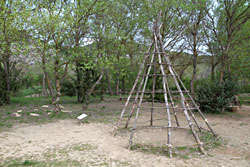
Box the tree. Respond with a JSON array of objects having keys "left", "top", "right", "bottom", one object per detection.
[
  {"left": 69, "top": 0, "right": 101, "bottom": 103},
  {"left": 184, "top": 1, "right": 206, "bottom": 98},
  {"left": 0, "top": 0, "right": 31, "bottom": 104},
  {"left": 205, "top": 0, "right": 250, "bottom": 82}
]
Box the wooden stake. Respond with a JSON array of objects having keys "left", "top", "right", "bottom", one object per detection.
[
  {"left": 112, "top": 47, "right": 152, "bottom": 136},
  {"left": 154, "top": 32, "right": 173, "bottom": 158},
  {"left": 155, "top": 24, "right": 206, "bottom": 154},
  {"left": 165, "top": 74, "right": 180, "bottom": 127},
  {"left": 125, "top": 60, "right": 148, "bottom": 128},
  {"left": 150, "top": 53, "right": 157, "bottom": 126},
  {"left": 171, "top": 66, "right": 216, "bottom": 136},
  {"left": 128, "top": 53, "right": 155, "bottom": 150},
  {"left": 185, "top": 101, "right": 202, "bottom": 132},
  {"left": 165, "top": 57, "right": 206, "bottom": 154}
]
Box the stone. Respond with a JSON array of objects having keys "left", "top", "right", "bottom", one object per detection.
[
  {"left": 12, "top": 113, "right": 21, "bottom": 117},
  {"left": 41, "top": 105, "right": 49, "bottom": 108},
  {"left": 17, "top": 110, "right": 23, "bottom": 113},
  {"left": 61, "top": 110, "right": 72, "bottom": 113},
  {"left": 30, "top": 113, "right": 40, "bottom": 117},
  {"left": 59, "top": 105, "right": 64, "bottom": 109}
]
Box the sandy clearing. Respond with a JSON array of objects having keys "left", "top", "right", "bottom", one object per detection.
[{"left": 0, "top": 106, "right": 250, "bottom": 166}]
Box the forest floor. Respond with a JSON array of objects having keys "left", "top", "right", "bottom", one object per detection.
[{"left": 0, "top": 96, "right": 250, "bottom": 167}]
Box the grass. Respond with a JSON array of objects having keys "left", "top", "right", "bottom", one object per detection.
[
  {"left": 5, "top": 159, "right": 41, "bottom": 167},
  {"left": 1, "top": 142, "right": 132, "bottom": 167},
  {"left": 130, "top": 143, "right": 170, "bottom": 156},
  {"left": 130, "top": 143, "right": 193, "bottom": 159},
  {"left": 3, "top": 158, "right": 83, "bottom": 167},
  {"left": 200, "top": 132, "right": 223, "bottom": 152},
  {"left": 130, "top": 131, "right": 222, "bottom": 159},
  {"left": 238, "top": 95, "right": 250, "bottom": 105},
  {"left": 0, "top": 95, "right": 122, "bottom": 132},
  {"left": 239, "top": 122, "right": 248, "bottom": 126},
  {"left": 71, "top": 143, "right": 97, "bottom": 151},
  {"left": 2, "top": 143, "right": 93, "bottom": 167},
  {"left": 14, "top": 86, "right": 42, "bottom": 97}
]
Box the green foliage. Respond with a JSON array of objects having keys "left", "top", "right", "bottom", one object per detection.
[
  {"left": 0, "top": 63, "right": 5, "bottom": 105},
  {"left": 15, "top": 86, "right": 42, "bottom": 97},
  {"left": 0, "top": 62, "right": 27, "bottom": 104},
  {"left": 130, "top": 143, "right": 170, "bottom": 156},
  {"left": 239, "top": 84, "right": 250, "bottom": 94},
  {"left": 61, "top": 77, "right": 76, "bottom": 97},
  {"left": 196, "top": 78, "right": 239, "bottom": 113},
  {"left": 200, "top": 132, "right": 222, "bottom": 150}
]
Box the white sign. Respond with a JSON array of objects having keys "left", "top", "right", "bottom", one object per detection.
[{"left": 77, "top": 113, "right": 87, "bottom": 120}]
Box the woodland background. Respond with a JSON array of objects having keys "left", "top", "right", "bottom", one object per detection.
[{"left": 0, "top": 0, "right": 250, "bottom": 112}]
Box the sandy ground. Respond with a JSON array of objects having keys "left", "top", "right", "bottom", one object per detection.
[{"left": 0, "top": 104, "right": 250, "bottom": 167}]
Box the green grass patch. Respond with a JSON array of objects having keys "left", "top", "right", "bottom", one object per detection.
[
  {"left": 4, "top": 159, "right": 41, "bottom": 167},
  {"left": 71, "top": 143, "right": 97, "bottom": 151},
  {"left": 0, "top": 96, "right": 123, "bottom": 132},
  {"left": 130, "top": 143, "right": 170, "bottom": 156},
  {"left": 14, "top": 87, "right": 42, "bottom": 97},
  {"left": 238, "top": 96, "right": 250, "bottom": 105},
  {"left": 130, "top": 132, "right": 222, "bottom": 159},
  {"left": 1, "top": 142, "right": 132, "bottom": 167},
  {"left": 200, "top": 132, "right": 223, "bottom": 150},
  {"left": 3, "top": 158, "right": 82, "bottom": 167}
]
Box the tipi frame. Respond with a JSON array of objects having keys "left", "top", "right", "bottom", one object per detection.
[{"left": 113, "top": 12, "right": 216, "bottom": 157}]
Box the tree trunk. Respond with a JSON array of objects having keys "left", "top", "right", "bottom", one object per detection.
[
  {"left": 190, "top": 34, "right": 198, "bottom": 99},
  {"left": 83, "top": 72, "right": 104, "bottom": 109},
  {"left": 220, "top": 36, "right": 232, "bottom": 82},
  {"left": 122, "top": 76, "right": 125, "bottom": 93},
  {"left": 116, "top": 54, "right": 120, "bottom": 95},
  {"left": 211, "top": 53, "right": 215, "bottom": 81},
  {"left": 116, "top": 76, "right": 120, "bottom": 95},
  {"left": 76, "top": 63, "right": 83, "bottom": 103},
  {"left": 105, "top": 69, "right": 113, "bottom": 95},
  {"left": 53, "top": 59, "right": 61, "bottom": 112},
  {"left": 42, "top": 53, "right": 54, "bottom": 98},
  {"left": 3, "top": 53, "right": 10, "bottom": 104},
  {"left": 219, "top": 52, "right": 226, "bottom": 82},
  {"left": 42, "top": 73, "right": 49, "bottom": 97}
]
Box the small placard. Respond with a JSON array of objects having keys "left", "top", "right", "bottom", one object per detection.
[{"left": 77, "top": 113, "right": 87, "bottom": 120}]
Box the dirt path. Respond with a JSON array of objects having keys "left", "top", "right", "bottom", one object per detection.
[{"left": 0, "top": 106, "right": 250, "bottom": 167}]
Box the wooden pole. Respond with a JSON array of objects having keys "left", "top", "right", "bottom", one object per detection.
[
  {"left": 155, "top": 22, "right": 206, "bottom": 154},
  {"left": 124, "top": 43, "right": 155, "bottom": 129},
  {"left": 163, "top": 55, "right": 206, "bottom": 154},
  {"left": 185, "top": 101, "right": 202, "bottom": 132},
  {"left": 125, "top": 59, "right": 148, "bottom": 128},
  {"left": 154, "top": 32, "right": 173, "bottom": 158},
  {"left": 150, "top": 53, "right": 156, "bottom": 126},
  {"left": 165, "top": 75, "right": 180, "bottom": 127},
  {"left": 112, "top": 44, "right": 152, "bottom": 136},
  {"left": 171, "top": 67, "right": 216, "bottom": 136},
  {"left": 128, "top": 53, "right": 155, "bottom": 150}
]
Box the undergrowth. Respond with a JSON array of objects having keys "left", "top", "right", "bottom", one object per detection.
[{"left": 130, "top": 131, "right": 222, "bottom": 159}]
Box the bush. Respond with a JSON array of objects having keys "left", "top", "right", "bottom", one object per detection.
[
  {"left": 61, "top": 77, "right": 76, "bottom": 96},
  {"left": 196, "top": 78, "right": 238, "bottom": 113},
  {"left": 15, "top": 86, "right": 42, "bottom": 97}
]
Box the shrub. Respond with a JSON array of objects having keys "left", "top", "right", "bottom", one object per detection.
[
  {"left": 196, "top": 78, "right": 238, "bottom": 113},
  {"left": 61, "top": 77, "right": 76, "bottom": 96}
]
